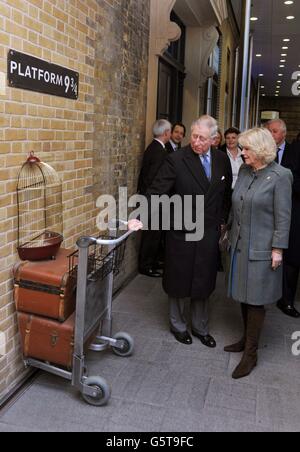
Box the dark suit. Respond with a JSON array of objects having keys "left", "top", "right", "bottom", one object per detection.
[
  {"left": 165, "top": 141, "right": 178, "bottom": 154},
  {"left": 138, "top": 140, "right": 168, "bottom": 195},
  {"left": 147, "top": 146, "right": 232, "bottom": 333},
  {"left": 280, "top": 142, "right": 300, "bottom": 305},
  {"left": 138, "top": 140, "right": 168, "bottom": 271}
]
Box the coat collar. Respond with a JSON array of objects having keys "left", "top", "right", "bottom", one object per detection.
[
  {"left": 183, "top": 146, "right": 210, "bottom": 192},
  {"left": 183, "top": 146, "right": 222, "bottom": 193}
]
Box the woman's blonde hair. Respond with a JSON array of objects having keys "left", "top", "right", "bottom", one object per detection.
[{"left": 238, "top": 128, "right": 277, "bottom": 164}]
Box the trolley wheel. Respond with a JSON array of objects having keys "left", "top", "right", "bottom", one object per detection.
[
  {"left": 82, "top": 376, "right": 111, "bottom": 407},
  {"left": 112, "top": 332, "right": 134, "bottom": 357}
]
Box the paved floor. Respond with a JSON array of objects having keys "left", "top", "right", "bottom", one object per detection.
[{"left": 0, "top": 273, "right": 300, "bottom": 432}]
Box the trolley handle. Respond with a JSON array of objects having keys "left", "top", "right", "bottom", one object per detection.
[
  {"left": 76, "top": 219, "right": 142, "bottom": 249},
  {"left": 95, "top": 230, "right": 132, "bottom": 246}
]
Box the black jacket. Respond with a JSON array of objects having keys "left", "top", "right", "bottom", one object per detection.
[
  {"left": 138, "top": 140, "right": 168, "bottom": 194},
  {"left": 281, "top": 142, "right": 300, "bottom": 266},
  {"left": 165, "top": 141, "right": 178, "bottom": 154}
]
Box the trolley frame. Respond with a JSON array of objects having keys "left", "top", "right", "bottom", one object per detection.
[{"left": 24, "top": 220, "right": 135, "bottom": 405}]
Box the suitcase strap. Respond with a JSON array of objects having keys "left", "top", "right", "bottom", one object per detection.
[
  {"left": 24, "top": 315, "right": 33, "bottom": 357},
  {"left": 18, "top": 280, "right": 63, "bottom": 296}
]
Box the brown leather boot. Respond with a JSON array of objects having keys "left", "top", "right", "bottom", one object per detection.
[
  {"left": 232, "top": 306, "right": 265, "bottom": 380},
  {"left": 224, "top": 304, "right": 248, "bottom": 353}
]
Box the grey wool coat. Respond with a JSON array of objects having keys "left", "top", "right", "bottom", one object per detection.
[{"left": 228, "top": 162, "right": 293, "bottom": 306}]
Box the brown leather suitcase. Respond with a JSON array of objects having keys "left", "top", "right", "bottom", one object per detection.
[
  {"left": 13, "top": 249, "right": 76, "bottom": 322},
  {"left": 18, "top": 312, "right": 75, "bottom": 369}
]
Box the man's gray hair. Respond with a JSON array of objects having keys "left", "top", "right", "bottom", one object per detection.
[
  {"left": 191, "top": 115, "right": 218, "bottom": 139},
  {"left": 266, "top": 119, "right": 287, "bottom": 134},
  {"left": 153, "top": 119, "right": 172, "bottom": 138}
]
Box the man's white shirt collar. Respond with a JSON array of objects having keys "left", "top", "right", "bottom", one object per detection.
[
  {"left": 170, "top": 139, "right": 178, "bottom": 151},
  {"left": 154, "top": 138, "right": 165, "bottom": 149}
]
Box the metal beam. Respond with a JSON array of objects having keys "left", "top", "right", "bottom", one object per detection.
[
  {"left": 255, "top": 79, "right": 261, "bottom": 127},
  {"left": 239, "top": 0, "right": 251, "bottom": 131},
  {"left": 245, "top": 34, "right": 254, "bottom": 129}
]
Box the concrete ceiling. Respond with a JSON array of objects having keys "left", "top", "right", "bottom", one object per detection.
[
  {"left": 174, "top": 0, "right": 227, "bottom": 27},
  {"left": 231, "top": 0, "right": 300, "bottom": 98}
]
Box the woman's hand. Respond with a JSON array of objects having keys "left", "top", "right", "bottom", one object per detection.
[
  {"left": 128, "top": 219, "right": 143, "bottom": 232},
  {"left": 272, "top": 249, "right": 283, "bottom": 271}
]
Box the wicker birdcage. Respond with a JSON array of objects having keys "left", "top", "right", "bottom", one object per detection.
[{"left": 16, "top": 153, "right": 63, "bottom": 261}]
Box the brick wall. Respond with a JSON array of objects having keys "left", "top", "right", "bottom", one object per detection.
[{"left": 0, "top": 0, "right": 149, "bottom": 401}]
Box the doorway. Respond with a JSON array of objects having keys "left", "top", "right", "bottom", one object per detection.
[{"left": 157, "top": 12, "right": 186, "bottom": 124}]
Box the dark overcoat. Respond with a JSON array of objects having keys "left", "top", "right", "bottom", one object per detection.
[
  {"left": 281, "top": 142, "right": 300, "bottom": 267},
  {"left": 147, "top": 146, "right": 233, "bottom": 299},
  {"left": 137, "top": 140, "right": 168, "bottom": 195}
]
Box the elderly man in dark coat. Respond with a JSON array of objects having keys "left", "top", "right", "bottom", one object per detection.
[
  {"left": 138, "top": 119, "right": 172, "bottom": 278},
  {"left": 146, "top": 115, "right": 232, "bottom": 347},
  {"left": 280, "top": 141, "right": 300, "bottom": 318},
  {"left": 266, "top": 119, "right": 300, "bottom": 318}
]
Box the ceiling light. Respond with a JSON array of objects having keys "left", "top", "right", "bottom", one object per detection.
[
  {"left": 284, "top": 1, "right": 294, "bottom": 4},
  {"left": 283, "top": 39, "right": 290, "bottom": 42},
  {"left": 278, "top": 74, "right": 283, "bottom": 76},
  {"left": 286, "top": 16, "right": 295, "bottom": 20},
  {"left": 261, "top": 86, "right": 265, "bottom": 89},
  {"left": 279, "top": 65, "right": 285, "bottom": 68},
  {"left": 259, "top": 74, "right": 264, "bottom": 77},
  {"left": 256, "top": 54, "right": 262, "bottom": 57},
  {"left": 282, "top": 46, "right": 289, "bottom": 50},
  {"left": 251, "top": 17, "right": 258, "bottom": 21},
  {"left": 277, "top": 81, "right": 282, "bottom": 83},
  {"left": 280, "top": 60, "right": 286, "bottom": 63},
  {"left": 281, "top": 54, "right": 287, "bottom": 57}
]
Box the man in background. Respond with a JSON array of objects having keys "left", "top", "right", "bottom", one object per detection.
[
  {"left": 266, "top": 119, "right": 300, "bottom": 318},
  {"left": 138, "top": 119, "right": 171, "bottom": 278},
  {"left": 165, "top": 123, "right": 186, "bottom": 154}
]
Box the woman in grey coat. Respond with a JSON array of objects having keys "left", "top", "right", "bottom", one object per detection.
[{"left": 225, "top": 128, "right": 293, "bottom": 379}]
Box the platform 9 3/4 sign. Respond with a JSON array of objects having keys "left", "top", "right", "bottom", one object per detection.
[{"left": 8, "top": 50, "right": 79, "bottom": 100}]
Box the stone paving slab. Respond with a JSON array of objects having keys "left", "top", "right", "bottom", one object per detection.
[{"left": 0, "top": 274, "right": 300, "bottom": 432}]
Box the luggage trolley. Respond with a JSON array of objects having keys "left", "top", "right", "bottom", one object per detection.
[{"left": 24, "top": 221, "right": 136, "bottom": 406}]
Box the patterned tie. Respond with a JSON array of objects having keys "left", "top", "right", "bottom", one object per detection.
[{"left": 202, "top": 153, "right": 211, "bottom": 181}]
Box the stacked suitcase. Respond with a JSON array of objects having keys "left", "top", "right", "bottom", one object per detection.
[{"left": 14, "top": 249, "right": 77, "bottom": 369}]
